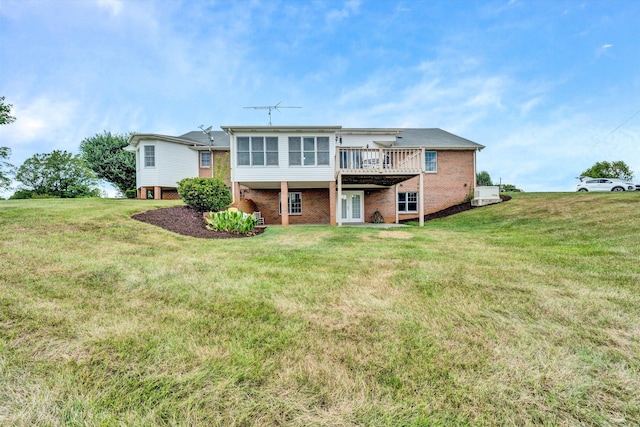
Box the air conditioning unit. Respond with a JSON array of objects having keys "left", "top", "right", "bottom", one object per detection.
[{"left": 471, "top": 186, "right": 502, "bottom": 207}]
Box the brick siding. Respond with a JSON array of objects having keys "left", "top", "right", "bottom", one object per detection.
[
  {"left": 243, "top": 188, "right": 331, "bottom": 225},
  {"left": 161, "top": 189, "right": 181, "bottom": 200}
]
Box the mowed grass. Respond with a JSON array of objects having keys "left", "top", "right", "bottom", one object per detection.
[{"left": 0, "top": 193, "right": 638, "bottom": 426}]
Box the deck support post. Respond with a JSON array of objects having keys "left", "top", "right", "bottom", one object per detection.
[
  {"left": 337, "top": 175, "right": 343, "bottom": 227},
  {"left": 329, "top": 181, "right": 337, "bottom": 226},
  {"left": 281, "top": 181, "right": 289, "bottom": 226},
  {"left": 419, "top": 173, "right": 424, "bottom": 227}
]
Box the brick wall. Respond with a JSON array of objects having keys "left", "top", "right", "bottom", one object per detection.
[
  {"left": 161, "top": 189, "right": 181, "bottom": 200},
  {"left": 399, "top": 150, "right": 474, "bottom": 220},
  {"left": 219, "top": 150, "right": 473, "bottom": 224},
  {"left": 243, "top": 188, "right": 331, "bottom": 225},
  {"left": 364, "top": 189, "right": 396, "bottom": 223},
  {"left": 362, "top": 150, "right": 475, "bottom": 222}
]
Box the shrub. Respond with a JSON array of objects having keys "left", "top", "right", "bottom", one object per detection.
[
  {"left": 125, "top": 189, "right": 137, "bottom": 199},
  {"left": 10, "top": 189, "right": 35, "bottom": 199},
  {"left": 206, "top": 210, "right": 258, "bottom": 235},
  {"left": 177, "top": 178, "right": 232, "bottom": 212}
]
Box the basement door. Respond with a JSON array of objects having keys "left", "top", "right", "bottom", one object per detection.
[{"left": 339, "top": 191, "right": 364, "bottom": 223}]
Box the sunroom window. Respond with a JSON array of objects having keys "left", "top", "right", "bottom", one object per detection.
[
  {"left": 289, "top": 137, "right": 330, "bottom": 166},
  {"left": 237, "top": 136, "right": 278, "bottom": 166}
]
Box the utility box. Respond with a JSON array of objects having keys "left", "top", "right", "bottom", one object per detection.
[{"left": 472, "top": 186, "right": 502, "bottom": 207}]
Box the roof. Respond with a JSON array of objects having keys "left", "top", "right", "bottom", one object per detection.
[
  {"left": 126, "top": 127, "right": 484, "bottom": 151},
  {"left": 126, "top": 131, "right": 230, "bottom": 150},
  {"left": 178, "top": 130, "right": 230, "bottom": 147},
  {"left": 394, "top": 128, "right": 484, "bottom": 150}
]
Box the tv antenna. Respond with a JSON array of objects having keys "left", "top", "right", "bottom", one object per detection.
[
  {"left": 198, "top": 125, "right": 214, "bottom": 146},
  {"left": 243, "top": 102, "right": 302, "bottom": 125}
]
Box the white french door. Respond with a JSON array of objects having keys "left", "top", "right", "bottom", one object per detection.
[{"left": 339, "top": 191, "right": 364, "bottom": 223}]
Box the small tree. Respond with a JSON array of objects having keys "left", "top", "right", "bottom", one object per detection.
[
  {"left": 79, "top": 131, "right": 136, "bottom": 195},
  {"left": 501, "top": 184, "right": 523, "bottom": 192},
  {"left": 0, "top": 146, "right": 13, "bottom": 191},
  {"left": 476, "top": 171, "right": 493, "bottom": 186},
  {"left": 15, "top": 150, "right": 99, "bottom": 198},
  {"left": 0, "top": 96, "right": 16, "bottom": 126},
  {"left": 581, "top": 161, "right": 634, "bottom": 181},
  {"left": 177, "top": 177, "right": 232, "bottom": 212}
]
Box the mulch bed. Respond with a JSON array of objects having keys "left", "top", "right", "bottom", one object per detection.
[
  {"left": 402, "top": 194, "right": 512, "bottom": 223},
  {"left": 132, "top": 206, "right": 265, "bottom": 239},
  {"left": 133, "top": 196, "right": 511, "bottom": 239}
]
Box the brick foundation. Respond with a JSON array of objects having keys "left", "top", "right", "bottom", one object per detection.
[{"left": 243, "top": 188, "right": 332, "bottom": 225}]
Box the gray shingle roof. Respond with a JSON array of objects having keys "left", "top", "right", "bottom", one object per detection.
[
  {"left": 395, "top": 128, "right": 484, "bottom": 149},
  {"left": 178, "top": 130, "right": 230, "bottom": 147}
]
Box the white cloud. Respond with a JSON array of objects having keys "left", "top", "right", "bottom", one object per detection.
[
  {"left": 327, "top": 0, "right": 362, "bottom": 22},
  {"left": 596, "top": 43, "right": 613, "bottom": 57},
  {"left": 96, "top": 0, "right": 123, "bottom": 16},
  {"left": 0, "top": 96, "right": 77, "bottom": 147}
]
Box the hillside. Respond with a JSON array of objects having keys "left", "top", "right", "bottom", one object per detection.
[{"left": 0, "top": 193, "right": 638, "bottom": 425}]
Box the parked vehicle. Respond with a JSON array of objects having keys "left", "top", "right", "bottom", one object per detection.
[{"left": 576, "top": 178, "right": 636, "bottom": 192}]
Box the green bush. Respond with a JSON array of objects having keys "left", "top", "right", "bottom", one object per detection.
[
  {"left": 125, "top": 189, "right": 137, "bottom": 199},
  {"left": 10, "top": 189, "right": 35, "bottom": 199},
  {"left": 206, "top": 210, "right": 258, "bottom": 235},
  {"left": 177, "top": 178, "right": 232, "bottom": 212}
]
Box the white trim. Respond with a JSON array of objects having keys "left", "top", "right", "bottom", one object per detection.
[
  {"left": 424, "top": 151, "right": 437, "bottom": 173},
  {"left": 143, "top": 144, "right": 155, "bottom": 168},
  {"left": 337, "top": 190, "right": 364, "bottom": 223}
]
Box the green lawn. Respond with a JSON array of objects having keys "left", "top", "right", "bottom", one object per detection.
[{"left": 1, "top": 193, "right": 638, "bottom": 426}]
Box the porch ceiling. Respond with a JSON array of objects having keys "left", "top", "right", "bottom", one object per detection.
[{"left": 339, "top": 174, "right": 417, "bottom": 186}]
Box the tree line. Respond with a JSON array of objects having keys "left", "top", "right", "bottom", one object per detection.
[
  {"left": 1, "top": 97, "right": 135, "bottom": 199},
  {"left": 1, "top": 96, "right": 637, "bottom": 199}
]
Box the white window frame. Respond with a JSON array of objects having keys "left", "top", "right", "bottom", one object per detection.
[
  {"left": 236, "top": 136, "right": 278, "bottom": 167},
  {"left": 200, "top": 151, "right": 211, "bottom": 168},
  {"left": 278, "top": 192, "right": 302, "bottom": 215},
  {"left": 398, "top": 192, "right": 418, "bottom": 213},
  {"left": 288, "top": 136, "right": 330, "bottom": 167},
  {"left": 144, "top": 145, "right": 155, "bottom": 168},
  {"left": 425, "top": 151, "right": 437, "bottom": 172}
]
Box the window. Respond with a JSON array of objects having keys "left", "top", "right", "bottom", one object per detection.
[
  {"left": 200, "top": 151, "right": 211, "bottom": 168},
  {"left": 237, "top": 136, "right": 278, "bottom": 166},
  {"left": 398, "top": 192, "right": 418, "bottom": 213},
  {"left": 144, "top": 145, "right": 155, "bottom": 168},
  {"left": 279, "top": 192, "right": 302, "bottom": 215},
  {"left": 289, "top": 136, "right": 330, "bottom": 166},
  {"left": 425, "top": 151, "right": 437, "bottom": 172}
]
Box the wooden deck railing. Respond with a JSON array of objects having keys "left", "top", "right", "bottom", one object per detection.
[{"left": 336, "top": 147, "right": 423, "bottom": 174}]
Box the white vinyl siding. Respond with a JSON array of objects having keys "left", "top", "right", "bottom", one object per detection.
[
  {"left": 232, "top": 133, "right": 334, "bottom": 184},
  {"left": 425, "top": 151, "right": 437, "bottom": 172},
  {"left": 137, "top": 140, "right": 198, "bottom": 188}
]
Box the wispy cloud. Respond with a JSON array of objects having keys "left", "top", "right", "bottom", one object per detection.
[
  {"left": 96, "top": 0, "right": 123, "bottom": 16},
  {"left": 596, "top": 43, "right": 613, "bottom": 57},
  {"left": 326, "top": 0, "right": 361, "bottom": 23},
  {"left": 0, "top": 96, "right": 77, "bottom": 147}
]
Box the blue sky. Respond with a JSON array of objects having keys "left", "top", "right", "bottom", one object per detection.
[{"left": 1, "top": 0, "right": 639, "bottom": 196}]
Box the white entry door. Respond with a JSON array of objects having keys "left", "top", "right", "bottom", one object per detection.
[{"left": 339, "top": 191, "right": 364, "bottom": 223}]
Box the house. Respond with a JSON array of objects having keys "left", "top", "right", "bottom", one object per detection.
[{"left": 125, "top": 126, "right": 484, "bottom": 226}]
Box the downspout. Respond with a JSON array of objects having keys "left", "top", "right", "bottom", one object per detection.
[
  {"left": 228, "top": 130, "right": 237, "bottom": 203},
  {"left": 473, "top": 149, "right": 477, "bottom": 188}
]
